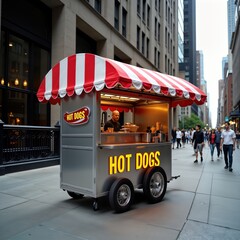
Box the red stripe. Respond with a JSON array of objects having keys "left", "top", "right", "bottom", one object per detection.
[
  {"left": 126, "top": 65, "right": 152, "bottom": 90},
  {"left": 106, "top": 60, "right": 132, "bottom": 88},
  {"left": 104, "top": 61, "right": 120, "bottom": 88},
  {"left": 67, "top": 55, "right": 76, "bottom": 96},
  {"left": 84, "top": 54, "right": 95, "bottom": 93},
  {"left": 52, "top": 63, "right": 60, "bottom": 99},
  {"left": 158, "top": 74, "right": 184, "bottom": 97},
  {"left": 143, "top": 70, "right": 170, "bottom": 95},
  {"left": 37, "top": 76, "right": 46, "bottom": 102}
]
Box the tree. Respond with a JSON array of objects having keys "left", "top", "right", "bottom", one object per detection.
[{"left": 179, "top": 113, "right": 205, "bottom": 130}]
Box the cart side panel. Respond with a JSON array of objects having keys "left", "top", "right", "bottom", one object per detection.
[
  {"left": 61, "top": 148, "right": 93, "bottom": 191},
  {"left": 60, "top": 93, "right": 99, "bottom": 196},
  {"left": 96, "top": 143, "right": 172, "bottom": 197}
]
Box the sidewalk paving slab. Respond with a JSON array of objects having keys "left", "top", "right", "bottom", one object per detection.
[{"left": 1, "top": 143, "right": 240, "bottom": 239}]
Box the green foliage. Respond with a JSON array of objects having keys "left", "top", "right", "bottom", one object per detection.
[{"left": 179, "top": 113, "right": 205, "bottom": 130}]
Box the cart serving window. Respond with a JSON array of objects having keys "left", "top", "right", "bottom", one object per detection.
[{"left": 37, "top": 53, "right": 207, "bottom": 212}]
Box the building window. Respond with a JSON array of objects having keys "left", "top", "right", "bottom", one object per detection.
[
  {"left": 158, "top": 23, "right": 161, "bottom": 43},
  {"left": 137, "top": 26, "right": 140, "bottom": 50},
  {"left": 147, "top": 5, "right": 150, "bottom": 27},
  {"left": 155, "top": 0, "right": 158, "bottom": 10},
  {"left": 165, "top": 54, "right": 167, "bottom": 73},
  {"left": 142, "top": 0, "right": 146, "bottom": 22},
  {"left": 155, "top": 17, "right": 157, "bottom": 39},
  {"left": 114, "top": 0, "right": 120, "bottom": 30},
  {"left": 173, "top": 46, "right": 175, "bottom": 61},
  {"left": 165, "top": 27, "right": 167, "bottom": 47},
  {"left": 168, "top": 7, "right": 170, "bottom": 26},
  {"left": 137, "top": 0, "right": 141, "bottom": 16},
  {"left": 168, "top": 59, "right": 170, "bottom": 74},
  {"left": 122, "top": 7, "right": 127, "bottom": 37},
  {"left": 76, "top": 29, "right": 97, "bottom": 54},
  {"left": 158, "top": 51, "right": 160, "bottom": 69},
  {"left": 173, "top": 23, "right": 175, "bottom": 40},
  {"left": 95, "top": 0, "right": 101, "bottom": 13},
  {"left": 154, "top": 47, "right": 157, "bottom": 66},
  {"left": 142, "top": 32, "right": 145, "bottom": 55},
  {"left": 168, "top": 32, "right": 170, "bottom": 53},
  {"left": 146, "top": 38, "right": 149, "bottom": 58},
  {"left": 158, "top": 0, "right": 161, "bottom": 15},
  {"left": 173, "top": 1, "right": 176, "bottom": 19},
  {"left": 165, "top": 1, "right": 168, "bottom": 21}
]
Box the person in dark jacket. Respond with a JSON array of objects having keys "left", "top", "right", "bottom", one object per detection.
[
  {"left": 215, "top": 127, "right": 222, "bottom": 159},
  {"left": 192, "top": 124, "right": 204, "bottom": 163},
  {"left": 104, "top": 110, "right": 121, "bottom": 132}
]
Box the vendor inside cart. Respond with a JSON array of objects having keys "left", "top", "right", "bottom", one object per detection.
[{"left": 104, "top": 110, "right": 121, "bottom": 132}]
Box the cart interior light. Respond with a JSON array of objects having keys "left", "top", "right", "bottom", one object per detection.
[
  {"left": 129, "top": 97, "right": 139, "bottom": 100},
  {"left": 101, "top": 93, "right": 139, "bottom": 102},
  {"left": 102, "top": 94, "right": 114, "bottom": 97}
]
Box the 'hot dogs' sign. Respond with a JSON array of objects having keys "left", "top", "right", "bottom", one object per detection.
[
  {"left": 64, "top": 107, "right": 90, "bottom": 125},
  {"left": 108, "top": 151, "right": 161, "bottom": 175}
]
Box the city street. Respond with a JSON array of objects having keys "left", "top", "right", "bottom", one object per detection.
[{"left": 1, "top": 143, "right": 240, "bottom": 240}]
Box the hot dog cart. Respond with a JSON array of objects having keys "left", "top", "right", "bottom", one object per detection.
[{"left": 37, "top": 53, "right": 207, "bottom": 212}]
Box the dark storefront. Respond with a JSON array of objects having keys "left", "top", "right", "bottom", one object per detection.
[
  {"left": 0, "top": 0, "right": 51, "bottom": 126},
  {"left": 0, "top": 0, "right": 58, "bottom": 175}
]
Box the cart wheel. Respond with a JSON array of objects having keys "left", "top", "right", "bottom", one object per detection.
[
  {"left": 109, "top": 178, "right": 134, "bottom": 213},
  {"left": 93, "top": 200, "right": 99, "bottom": 211},
  {"left": 143, "top": 167, "right": 167, "bottom": 203},
  {"left": 67, "top": 191, "right": 84, "bottom": 199}
]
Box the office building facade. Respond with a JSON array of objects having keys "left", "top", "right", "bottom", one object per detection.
[{"left": 0, "top": 0, "right": 179, "bottom": 126}]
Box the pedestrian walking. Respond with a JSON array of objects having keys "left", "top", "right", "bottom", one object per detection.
[
  {"left": 220, "top": 122, "right": 236, "bottom": 172},
  {"left": 192, "top": 124, "right": 204, "bottom": 163},
  {"left": 181, "top": 129, "right": 186, "bottom": 148},
  {"left": 171, "top": 127, "right": 177, "bottom": 149},
  {"left": 185, "top": 130, "right": 190, "bottom": 144},
  {"left": 176, "top": 128, "right": 182, "bottom": 148},
  {"left": 215, "top": 127, "right": 222, "bottom": 159},
  {"left": 208, "top": 129, "right": 216, "bottom": 161},
  {"left": 191, "top": 127, "right": 196, "bottom": 156}
]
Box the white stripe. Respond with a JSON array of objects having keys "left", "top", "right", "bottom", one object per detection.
[
  {"left": 108, "top": 59, "right": 143, "bottom": 89},
  {"left": 44, "top": 69, "right": 52, "bottom": 100},
  {"left": 130, "top": 66, "right": 161, "bottom": 93},
  {"left": 148, "top": 71, "right": 176, "bottom": 96},
  {"left": 94, "top": 56, "right": 106, "bottom": 91},
  {"left": 172, "top": 76, "right": 202, "bottom": 100},
  {"left": 75, "top": 54, "right": 85, "bottom": 95},
  {"left": 59, "top": 57, "right": 68, "bottom": 98},
  {"left": 163, "top": 74, "right": 190, "bottom": 98}
]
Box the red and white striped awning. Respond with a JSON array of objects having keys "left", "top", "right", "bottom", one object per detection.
[{"left": 37, "top": 53, "right": 207, "bottom": 107}]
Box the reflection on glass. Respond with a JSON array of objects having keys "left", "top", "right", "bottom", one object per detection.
[
  {"left": 8, "top": 34, "right": 29, "bottom": 90},
  {"left": 8, "top": 91, "right": 27, "bottom": 125}
]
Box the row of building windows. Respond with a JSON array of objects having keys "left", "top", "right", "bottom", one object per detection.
[
  {"left": 114, "top": 0, "right": 127, "bottom": 38},
  {"left": 0, "top": 30, "right": 50, "bottom": 125}
]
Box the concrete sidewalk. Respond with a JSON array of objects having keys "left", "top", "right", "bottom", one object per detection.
[{"left": 0, "top": 143, "right": 240, "bottom": 240}]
